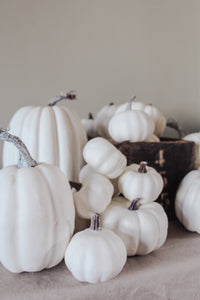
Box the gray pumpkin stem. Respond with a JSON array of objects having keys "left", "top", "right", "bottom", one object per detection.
[
  {"left": 138, "top": 161, "right": 148, "bottom": 173},
  {"left": 128, "top": 198, "right": 140, "bottom": 211},
  {"left": 48, "top": 90, "right": 76, "bottom": 106},
  {"left": 127, "top": 95, "right": 136, "bottom": 110},
  {"left": 90, "top": 213, "right": 101, "bottom": 231},
  {"left": 0, "top": 129, "right": 37, "bottom": 168}
]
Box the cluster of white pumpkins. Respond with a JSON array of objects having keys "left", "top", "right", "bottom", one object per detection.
[
  {"left": 0, "top": 90, "right": 200, "bottom": 284},
  {"left": 82, "top": 95, "right": 167, "bottom": 143},
  {"left": 66, "top": 136, "right": 168, "bottom": 283}
]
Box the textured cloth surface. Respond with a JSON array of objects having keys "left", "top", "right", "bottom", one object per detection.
[{"left": 0, "top": 221, "right": 200, "bottom": 300}]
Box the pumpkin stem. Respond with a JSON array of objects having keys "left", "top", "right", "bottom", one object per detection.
[
  {"left": 90, "top": 213, "right": 101, "bottom": 231},
  {"left": 128, "top": 198, "right": 140, "bottom": 211},
  {"left": 166, "top": 118, "right": 185, "bottom": 139},
  {"left": 69, "top": 181, "right": 82, "bottom": 191},
  {"left": 88, "top": 113, "right": 94, "bottom": 120},
  {"left": 48, "top": 90, "right": 76, "bottom": 106},
  {"left": 0, "top": 129, "right": 37, "bottom": 168},
  {"left": 138, "top": 161, "right": 148, "bottom": 173},
  {"left": 127, "top": 95, "right": 136, "bottom": 110}
]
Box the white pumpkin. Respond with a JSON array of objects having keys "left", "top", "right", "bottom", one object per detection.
[
  {"left": 95, "top": 102, "right": 118, "bottom": 138},
  {"left": 108, "top": 99, "right": 155, "bottom": 143},
  {"left": 144, "top": 104, "right": 166, "bottom": 137},
  {"left": 145, "top": 134, "right": 160, "bottom": 142},
  {"left": 2, "top": 91, "right": 87, "bottom": 181},
  {"left": 83, "top": 137, "right": 127, "bottom": 179},
  {"left": 65, "top": 213, "right": 127, "bottom": 283},
  {"left": 101, "top": 197, "right": 168, "bottom": 256},
  {"left": 175, "top": 169, "right": 200, "bottom": 233},
  {"left": 73, "top": 173, "right": 113, "bottom": 219},
  {"left": 115, "top": 97, "right": 166, "bottom": 137},
  {"left": 0, "top": 129, "right": 75, "bottom": 273},
  {"left": 79, "top": 164, "right": 96, "bottom": 183},
  {"left": 183, "top": 132, "right": 200, "bottom": 168},
  {"left": 81, "top": 113, "right": 98, "bottom": 138},
  {"left": 118, "top": 161, "right": 164, "bottom": 204}
]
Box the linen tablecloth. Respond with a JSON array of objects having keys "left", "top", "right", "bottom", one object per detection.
[{"left": 0, "top": 221, "right": 200, "bottom": 300}]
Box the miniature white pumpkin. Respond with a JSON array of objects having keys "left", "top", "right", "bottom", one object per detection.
[
  {"left": 118, "top": 161, "right": 163, "bottom": 204},
  {"left": 79, "top": 164, "right": 96, "bottom": 183},
  {"left": 145, "top": 134, "right": 160, "bottom": 142},
  {"left": 81, "top": 113, "right": 97, "bottom": 138},
  {"left": 183, "top": 132, "right": 200, "bottom": 167},
  {"left": 115, "top": 97, "right": 166, "bottom": 137},
  {"left": 65, "top": 213, "right": 127, "bottom": 283},
  {"left": 108, "top": 99, "right": 155, "bottom": 143},
  {"left": 0, "top": 129, "right": 75, "bottom": 273},
  {"left": 73, "top": 173, "right": 113, "bottom": 219},
  {"left": 144, "top": 104, "right": 166, "bottom": 137},
  {"left": 83, "top": 137, "right": 127, "bottom": 179},
  {"left": 2, "top": 91, "right": 87, "bottom": 181},
  {"left": 95, "top": 102, "right": 118, "bottom": 138},
  {"left": 101, "top": 197, "right": 168, "bottom": 256},
  {"left": 175, "top": 169, "right": 200, "bottom": 233}
]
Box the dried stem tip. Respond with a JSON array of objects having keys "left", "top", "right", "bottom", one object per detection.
[
  {"left": 90, "top": 213, "right": 101, "bottom": 231},
  {"left": 138, "top": 161, "right": 148, "bottom": 173},
  {"left": 48, "top": 90, "right": 76, "bottom": 106},
  {"left": 88, "top": 113, "right": 94, "bottom": 120},
  {"left": 128, "top": 198, "right": 140, "bottom": 211},
  {"left": 0, "top": 129, "right": 37, "bottom": 168},
  {"left": 127, "top": 95, "right": 136, "bottom": 110},
  {"left": 69, "top": 181, "right": 82, "bottom": 191}
]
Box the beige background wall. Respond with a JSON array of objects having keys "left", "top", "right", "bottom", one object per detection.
[{"left": 0, "top": 0, "right": 200, "bottom": 145}]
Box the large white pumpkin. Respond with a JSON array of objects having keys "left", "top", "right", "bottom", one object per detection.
[
  {"left": 101, "top": 197, "right": 168, "bottom": 256},
  {"left": 175, "top": 169, "right": 200, "bottom": 233},
  {"left": 2, "top": 92, "right": 87, "bottom": 181},
  {"left": 0, "top": 129, "right": 75, "bottom": 273}
]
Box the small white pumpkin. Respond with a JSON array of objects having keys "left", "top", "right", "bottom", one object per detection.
[
  {"left": 118, "top": 161, "right": 164, "bottom": 204},
  {"left": 108, "top": 98, "right": 155, "bottom": 143},
  {"left": 144, "top": 104, "right": 166, "bottom": 137},
  {"left": 73, "top": 173, "right": 113, "bottom": 219},
  {"left": 65, "top": 213, "right": 127, "bottom": 283},
  {"left": 115, "top": 97, "right": 166, "bottom": 137},
  {"left": 101, "top": 197, "right": 168, "bottom": 256},
  {"left": 175, "top": 169, "right": 200, "bottom": 233},
  {"left": 183, "top": 132, "right": 200, "bottom": 168},
  {"left": 94, "top": 102, "right": 118, "bottom": 138},
  {"left": 2, "top": 91, "right": 87, "bottom": 181},
  {"left": 83, "top": 137, "right": 127, "bottom": 179},
  {"left": 81, "top": 113, "right": 98, "bottom": 138},
  {"left": 145, "top": 134, "right": 160, "bottom": 142},
  {"left": 79, "top": 164, "right": 96, "bottom": 183},
  {"left": 0, "top": 129, "right": 75, "bottom": 273}
]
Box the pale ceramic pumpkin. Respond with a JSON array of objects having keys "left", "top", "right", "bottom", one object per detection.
[
  {"left": 73, "top": 173, "right": 113, "bottom": 219},
  {"left": 83, "top": 137, "right": 127, "bottom": 179},
  {"left": 2, "top": 91, "right": 87, "bottom": 181},
  {"left": 183, "top": 132, "right": 200, "bottom": 168},
  {"left": 175, "top": 169, "right": 200, "bottom": 233},
  {"left": 101, "top": 197, "right": 168, "bottom": 256},
  {"left": 0, "top": 129, "right": 75, "bottom": 273},
  {"left": 108, "top": 99, "right": 155, "bottom": 143},
  {"left": 65, "top": 214, "right": 127, "bottom": 283},
  {"left": 81, "top": 113, "right": 98, "bottom": 138},
  {"left": 94, "top": 102, "right": 118, "bottom": 138},
  {"left": 118, "top": 162, "right": 163, "bottom": 204}
]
